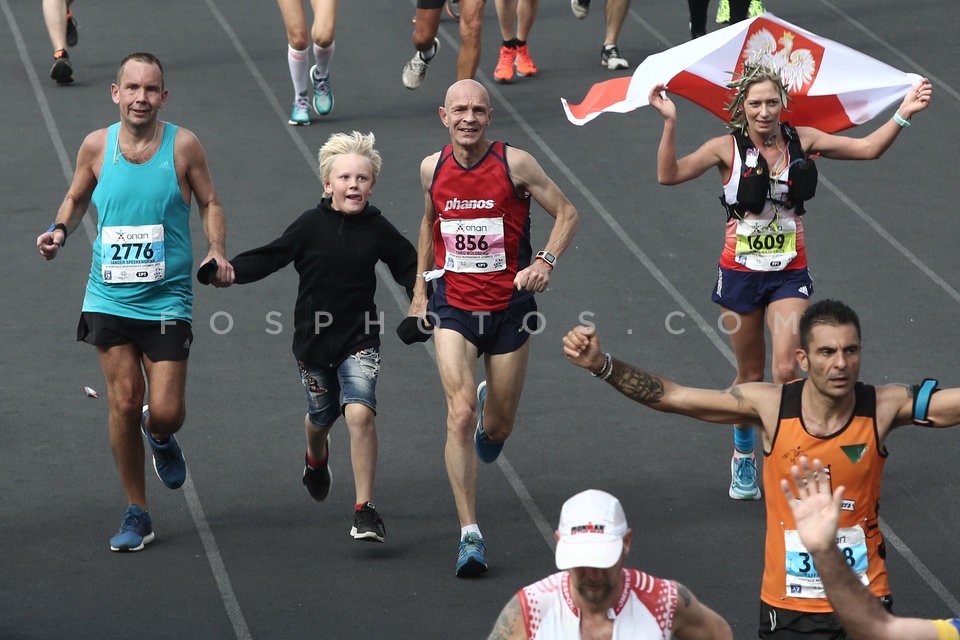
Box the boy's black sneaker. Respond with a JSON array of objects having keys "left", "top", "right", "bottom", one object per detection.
[{"left": 351, "top": 502, "right": 385, "bottom": 543}]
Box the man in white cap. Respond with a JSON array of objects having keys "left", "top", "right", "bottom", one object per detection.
[{"left": 486, "top": 489, "right": 732, "bottom": 639}]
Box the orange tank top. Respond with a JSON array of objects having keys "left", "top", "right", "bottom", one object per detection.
[{"left": 761, "top": 380, "right": 890, "bottom": 612}]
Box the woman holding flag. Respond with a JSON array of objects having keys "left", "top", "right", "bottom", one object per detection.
[{"left": 647, "top": 63, "right": 932, "bottom": 503}]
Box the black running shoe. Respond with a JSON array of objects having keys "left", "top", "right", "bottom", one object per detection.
[
  {"left": 351, "top": 502, "right": 385, "bottom": 543},
  {"left": 66, "top": 11, "right": 78, "bottom": 47},
  {"left": 51, "top": 50, "right": 73, "bottom": 84},
  {"left": 302, "top": 439, "right": 332, "bottom": 501}
]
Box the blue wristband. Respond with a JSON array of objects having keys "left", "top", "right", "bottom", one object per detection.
[
  {"left": 893, "top": 111, "right": 911, "bottom": 128},
  {"left": 47, "top": 222, "right": 67, "bottom": 247}
]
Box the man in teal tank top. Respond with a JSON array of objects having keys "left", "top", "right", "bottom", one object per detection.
[{"left": 37, "top": 52, "right": 234, "bottom": 552}]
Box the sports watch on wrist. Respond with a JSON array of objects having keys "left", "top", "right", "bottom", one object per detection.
[{"left": 535, "top": 250, "right": 556, "bottom": 268}]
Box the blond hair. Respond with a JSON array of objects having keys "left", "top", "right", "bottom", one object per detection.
[
  {"left": 317, "top": 131, "right": 382, "bottom": 184},
  {"left": 723, "top": 63, "right": 789, "bottom": 134}
]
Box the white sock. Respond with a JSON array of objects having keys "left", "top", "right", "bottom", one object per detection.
[
  {"left": 312, "top": 41, "right": 335, "bottom": 78},
  {"left": 420, "top": 42, "right": 437, "bottom": 62},
  {"left": 461, "top": 524, "right": 482, "bottom": 539},
  {"left": 287, "top": 45, "right": 310, "bottom": 97}
]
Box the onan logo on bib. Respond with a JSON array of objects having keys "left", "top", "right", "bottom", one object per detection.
[
  {"left": 116, "top": 230, "right": 152, "bottom": 241},
  {"left": 443, "top": 197, "right": 495, "bottom": 212}
]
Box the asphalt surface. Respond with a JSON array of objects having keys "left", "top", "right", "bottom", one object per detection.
[{"left": 2, "top": 0, "right": 959, "bottom": 638}]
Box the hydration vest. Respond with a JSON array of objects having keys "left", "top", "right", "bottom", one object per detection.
[{"left": 721, "top": 122, "right": 818, "bottom": 219}]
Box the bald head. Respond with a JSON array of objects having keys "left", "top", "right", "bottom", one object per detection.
[{"left": 444, "top": 79, "right": 490, "bottom": 110}]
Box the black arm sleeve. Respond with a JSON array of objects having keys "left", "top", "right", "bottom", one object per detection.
[{"left": 230, "top": 215, "right": 305, "bottom": 285}]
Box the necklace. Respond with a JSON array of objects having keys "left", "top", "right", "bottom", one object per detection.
[{"left": 114, "top": 120, "right": 160, "bottom": 164}]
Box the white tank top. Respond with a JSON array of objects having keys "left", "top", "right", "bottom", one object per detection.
[{"left": 518, "top": 569, "right": 678, "bottom": 639}]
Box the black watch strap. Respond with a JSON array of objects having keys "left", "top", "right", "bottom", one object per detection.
[{"left": 48, "top": 223, "right": 68, "bottom": 247}]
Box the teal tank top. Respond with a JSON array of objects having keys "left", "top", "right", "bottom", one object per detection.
[{"left": 84, "top": 122, "right": 193, "bottom": 321}]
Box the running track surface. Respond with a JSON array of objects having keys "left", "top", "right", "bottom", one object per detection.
[{"left": 2, "top": 0, "right": 958, "bottom": 637}]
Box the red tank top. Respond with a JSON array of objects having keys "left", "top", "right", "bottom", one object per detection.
[{"left": 429, "top": 141, "right": 532, "bottom": 311}]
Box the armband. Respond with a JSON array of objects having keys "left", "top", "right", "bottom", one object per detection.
[
  {"left": 590, "top": 352, "right": 613, "bottom": 381},
  {"left": 48, "top": 223, "right": 67, "bottom": 247},
  {"left": 930, "top": 619, "right": 960, "bottom": 640},
  {"left": 911, "top": 377, "right": 939, "bottom": 426},
  {"left": 893, "top": 111, "right": 911, "bottom": 128}
]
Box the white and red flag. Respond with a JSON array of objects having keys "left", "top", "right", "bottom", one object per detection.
[{"left": 561, "top": 13, "right": 920, "bottom": 132}]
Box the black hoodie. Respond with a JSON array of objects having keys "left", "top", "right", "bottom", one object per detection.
[{"left": 230, "top": 198, "right": 417, "bottom": 366}]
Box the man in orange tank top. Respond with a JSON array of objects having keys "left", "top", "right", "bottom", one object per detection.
[{"left": 563, "top": 299, "right": 960, "bottom": 638}]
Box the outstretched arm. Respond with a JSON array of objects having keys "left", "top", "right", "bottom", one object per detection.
[
  {"left": 877, "top": 383, "right": 960, "bottom": 434},
  {"left": 562, "top": 325, "right": 772, "bottom": 425},
  {"left": 671, "top": 582, "right": 733, "bottom": 640},
  {"left": 782, "top": 457, "right": 944, "bottom": 640},
  {"left": 799, "top": 78, "right": 933, "bottom": 160}
]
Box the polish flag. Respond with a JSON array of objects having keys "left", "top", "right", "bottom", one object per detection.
[{"left": 561, "top": 13, "right": 920, "bottom": 132}]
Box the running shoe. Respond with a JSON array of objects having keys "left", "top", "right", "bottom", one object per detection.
[
  {"left": 456, "top": 533, "right": 488, "bottom": 577},
  {"left": 141, "top": 405, "right": 187, "bottom": 490},
  {"left": 310, "top": 66, "right": 334, "bottom": 116},
  {"left": 288, "top": 93, "right": 311, "bottom": 126},
  {"left": 515, "top": 44, "right": 538, "bottom": 77},
  {"left": 109, "top": 504, "right": 155, "bottom": 552},
  {"left": 445, "top": 0, "right": 460, "bottom": 20},
  {"left": 302, "top": 439, "right": 332, "bottom": 502},
  {"left": 66, "top": 10, "right": 79, "bottom": 47},
  {"left": 729, "top": 451, "right": 762, "bottom": 500},
  {"left": 402, "top": 38, "right": 439, "bottom": 90},
  {"left": 716, "top": 0, "right": 730, "bottom": 23},
  {"left": 570, "top": 0, "right": 590, "bottom": 19},
  {"left": 494, "top": 45, "right": 516, "bottom": 83},
  {"left": 474, "top": 381, "right": 504, "bottom": 463},
  {"left": 351, "top": 502, "right": 386, "bottom": 543},
  {"left": 50, "top": 49, "right": 73, "bottom": 84},
  {"left": 601, "top": 44, "right": 628, "bottom": 70}
]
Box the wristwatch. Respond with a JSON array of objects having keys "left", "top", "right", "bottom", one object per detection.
[
  {"left": 535, "top": 250, "right": 556, "bottom": 268},
  {"left": 48, "top": 222, "right": 68, "bottom": 247}
]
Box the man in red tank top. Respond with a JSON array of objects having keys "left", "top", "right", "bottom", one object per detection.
[{"left": 407, "top": 79, "right": 578, "bottom": 577}]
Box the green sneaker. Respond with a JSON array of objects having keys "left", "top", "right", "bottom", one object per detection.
[{"left": 310, "top": 66, "right": 334, "bottom": 116}]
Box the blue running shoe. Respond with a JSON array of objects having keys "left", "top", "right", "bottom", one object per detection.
[
  {"left": 288, "top": 93, "right": 311, "bottom": 126},
  {"left": 729, "top": 451, "right": 761, "bottom": 500},
  {"left": 474, "top": 381, "right": 503, "bottom": 463},
  {"left": 310, "top": 66, "right": 334, "bottom": 116},
  {"left": 109, "top": 504, "right": 155, "bottom": 552},
  {"left": 456, "top": 533, "right": 488, "bottom": 577},
  {"left": 142, "top": 405, "right": 187, "bottom": 490}
]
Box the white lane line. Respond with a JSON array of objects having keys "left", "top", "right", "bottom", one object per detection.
[
  {"left": 2, "top": 0, "right": 96, "bottom": 244},
  {"left": 816, "top": 0, "right": 960, "bottom": 103},
  {"left": 183, "top": 474, "right": 253, "bottom": 640},
  {"left": 6, "top": 2, "right": 253, "bottom": 635}
]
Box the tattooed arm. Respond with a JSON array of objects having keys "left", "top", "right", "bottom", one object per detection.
[
  {"left": 486, "top": 595, "right": 528, "bottom": 640},
  {"left": 670, "top": 582, "right": 733, "bottom": 640},
  {"left": 562, "top": 325, "right": 774, "bottom": 427}
]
